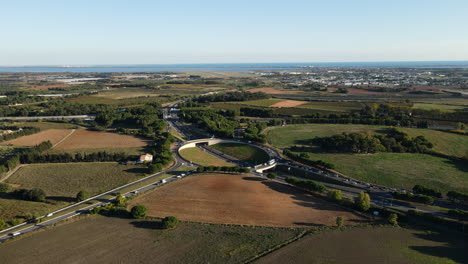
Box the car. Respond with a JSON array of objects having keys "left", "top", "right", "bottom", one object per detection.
[
  {"left": 9, "top": 232, "right": 21, "bottom": 237},
  {"left": 176, "top": 175, "right": 182, "bottom": 179},
  {"left": 46, "top": 213, "right": 53, "bottom": 217}
]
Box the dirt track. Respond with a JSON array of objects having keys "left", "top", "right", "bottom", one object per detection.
[{"left": 129, "top": 174, "right": 365, "bottom": 227}]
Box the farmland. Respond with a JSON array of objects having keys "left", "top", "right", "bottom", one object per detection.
[
  {"left": 1, "top": 129, "right": 151, "bottom": 153},
  {"left": 0, "top": 163, "right": 146, "bottom": 223},
  {"left": 179, "top": 147, "right": 234, "bottom": 167},
  {"left": 256, "top": 227, "right": 467, "bottom": 264},
  {"left": 128, "top": 173, "right": 365, "bottom": 227},
  {"left": 5, "top": 162, "right": 147, "bottom": 197},
  {"left": 266, "top": 123, "right": 468, "bottom": 158},
  {"left": 0, "top": 215, "right": 303, "bottom": 264}
]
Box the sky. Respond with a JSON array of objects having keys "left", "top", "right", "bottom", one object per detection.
[{"left": 1, "top": 0, "right": 468, "bottom": 65}]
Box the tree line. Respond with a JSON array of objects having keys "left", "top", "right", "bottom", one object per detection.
[
  {"left": 312, "top": 129, "right": 433, "bottom": 154},
  {"left": 196, "top": 165, "right": 250, "bottom": 173},
  {"left": 193, "top": 91, "right": 269, "bottom": 103},
  {"left": 0, "top": 126, "right": 40, "bottom": 142}
]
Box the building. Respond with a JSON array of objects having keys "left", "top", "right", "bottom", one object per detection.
[{"left": 138, "top": 154, "right": 153, "bottom": 163}]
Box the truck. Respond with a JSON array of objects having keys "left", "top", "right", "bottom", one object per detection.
[{"left": 160, "top": 179, "right": 167, "bottom": 184}]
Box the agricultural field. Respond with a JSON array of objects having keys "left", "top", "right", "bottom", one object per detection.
[
  {"left": 1, "top": 129, "right": 151, "bottom": 154},
  {"left": 128, "top": 173, "right": 365, "bottom": 227},
  {"left": 299, "top": 101, "right": 365, "bottom": 111},
  {"left": 210, "top": 143, "right": 270, "bottom": 164},
  {"left": 299, "top": 152, "right": 468, "bottom": 193},
  {"left": 179, "top": 147, "right": 234, "bottom": 167},
  {"left": 4, "top": 162, "right": 147, "bottom": 197},
  {"left": 267, "top": 124, "right": 468, "bottom": 158},
  {"left": 266, "top": 124, "right": 468, "bottom": 192},
  {"left": 0, "top": 215, "right": 303, "bottom": 264},
  {"left": 256, "top": 227, "right": 467, "bottom": 264},
  {"left": 412, "top": 103, "right": 467, "bottom": 112},
  {"left": 0, "top": 163, "right": 146, "bottom": 223},
  {"left": 240, "top": 98, "right": 284, "bottom": 107},
  {"left": 9, "top": 121, "right": 80, "bottom": 130}
]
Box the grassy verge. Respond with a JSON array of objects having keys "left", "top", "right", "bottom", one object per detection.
[
  {"left": 179, "top": 147, "right": 234, "bottom": 167},
  {"left": 211, "top": 143, "right": 270, "bottom": 164}
]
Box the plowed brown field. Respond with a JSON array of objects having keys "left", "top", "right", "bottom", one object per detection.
[
  {"left": 54, "top": 130, "right": 149, "bottom": 149},
  {"left": 129, "top": 174, "right": 365, "bottom": 227},
  {"left": 270, "top": 100, "right": 308, "bottom": 107}
]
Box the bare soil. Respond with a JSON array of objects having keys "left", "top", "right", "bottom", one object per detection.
[
  {"left": 53, "top": 130, "right": 150, "bottom": 150},
  {"left": 129, "top": 174, "right": 365, "bottom": 227},
  {"left": 2, "top": 129, "right": 72, "bottom": 146},
  {"left": 270, "top": 100, "right": 308, "bottom": 108}
]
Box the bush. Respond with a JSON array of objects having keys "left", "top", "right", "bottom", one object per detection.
[
  {"left": 130, "top": 205, "right": 147, "bottom": 219},
  {"left": 388, "top": 213, "right": 398, "bottom": 225},
  {"left": 336, "top": 216, "right": 344, "bottom": 227},
  {"left": 76, "top": 191, "right": 90, "bottom": 202},
  {"left": 267, "top": 172, "right": 277, "bottom": 179},
  {"left": 0, "top": 219, "right": 8, "bottom": 229},
  {"left": 16, "top": 188, "right": 47, "bottom": 202},
  {"left": 412, "top": 185, "right": 442, "bottom": 198},
  {"left": 328, "top": 190, "right": 342, "bottom": 202},
  {"left": 162, "top": 216, "right": 179, "bottom": 229},
  {"left": 114, "top": 194, "right": 126, "bottom": 207},
  {"left": 0, "top": 183, "right": 10, "bottom": 193},
  {"left": 285, "top": 177, "right": 327, "bottom": 193}
]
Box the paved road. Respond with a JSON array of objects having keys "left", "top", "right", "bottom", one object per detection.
[{"left": 0, "top": 115, "right": 95, "bottom": 121}]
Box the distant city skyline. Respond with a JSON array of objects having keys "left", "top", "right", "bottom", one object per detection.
[{"left": 1, "top": 0, "right": 468, "bottom": 65}]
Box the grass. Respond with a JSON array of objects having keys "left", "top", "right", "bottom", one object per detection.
[
  {"left": 297, "top": 101, "right": 365, "bottom": 111},
  {"left": 211, "top": 143, "right": 270, "bottom": 164},
  {"left": 179, "top": 147, "right": 234, "bottom": 167},
  {"left": 5, "top": 162, "right": 147, "bottom": 197},
  {"left": 236, "top": 98, "right": 284, "bottom": 106},
  {"left": 413, "top": 103, "right": 467, "bottom": 112},
  {"left": 0, "top": 215, "right": 303, "bottom": 264},
  {"left": 267, "top": 124, "right": 468, "bottom": 158},
  {"left": 8, "top": 121, "right": 81, "bottom": 130},
  {"left": 256, "top": 226, "right": 467, "bottom": 264},
  {"left": 299, "top": 152, "right": 468, "bottom": 193}
]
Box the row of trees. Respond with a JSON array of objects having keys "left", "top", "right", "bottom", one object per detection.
[
  {"left": 285, "top": 177, "right": 327, "bottom": 193},
  {"left": 0, "top": 141, "right": 53, "bottom": 174},
  {"left": 313, "top": 129, "right": 433, "bottom": 154},
  {"left": 392, "top": 191, "right": 434, "bottom": 204},
  {"left": 13, "top": 188, "right": 47, "bottom": 202},
  {"left": 194, "top": 91, "right": 269, "bottom": 103},
  {"left": 412, "top": 184, "right": 442, "bottom": 198},
  {"left": 20, "top": 151, "right": 128, "bottom": 164},
  {"left": 0, "top": 127, "right": 40, "bottom": 142},
  {"left": 447, "top": 191, "right": 468, "bottom": 204},
  {"left": 197, "top": 166, "right": 250, "bottom": 173},
  {"left": 283, "top": 149, "right": 335, "bottom": 169}
]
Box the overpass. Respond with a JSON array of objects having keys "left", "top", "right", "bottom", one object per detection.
[{"left": 178, "top": 138, "right": 277, "bottom": 173}]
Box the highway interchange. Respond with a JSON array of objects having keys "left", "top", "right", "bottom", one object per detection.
[{"left": 0, "top": 103, "right": 449, "bottom": 242}]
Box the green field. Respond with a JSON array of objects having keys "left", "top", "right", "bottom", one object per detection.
[
  {"left": 5, "top": 162, "right": 147, "bottom": 197},
  {"left": 211, "top": 143, "right": 270, "bottom": 164},
  {"left": 299, "top": 152, "right": 468, "bottom": 193},
  {"left": 266, "top": 124, "right": 468, "bottom": 192},
  {"left": 298, "top": 101, "right": 365, "bottom": 111},
  {"left": 267, "top": 124, "right": 468, "bottom": 158},
  {"left": 239, "top": 98, "right": 284, "bottom": 106},
  {"left": 0, "top": 215, "right": 303, "bottom": 264},
  {"left": 413, "top": 103, "right": 467, "bottom": 112},
  {"left": 179, "top": 147, "right": 234, "bottom": 167},
  {"left": 256, "top": 226, "right": 467, "bottom": 264}
]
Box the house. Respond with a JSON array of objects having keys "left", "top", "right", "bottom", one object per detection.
[{"left": 138, "top": 154, "right": 153, "bottom": 163}]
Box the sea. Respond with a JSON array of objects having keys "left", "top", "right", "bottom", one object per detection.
[{"left": 1, "top": 61, "right": 468, "bottom": 73}]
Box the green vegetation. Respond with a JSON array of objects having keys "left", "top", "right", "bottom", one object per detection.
[
  {"left": 388, "top": 213, "right": 399, "bottom": 225},
  {"left": 76, "top": 190, "right": 90, "bottom": 202},
  {"left": 285, "top": 177, "right": 327, "bottom": 193},
  {"left": 179, "top": 147, "right": 234, "bottom": 167},
  {"left": 256, "top": 227, "right": 467, "bottom": 264},
  {"left": 130, "top": 205, "right": 147, "bottom": 219},
  {"left": 0, "top": 215, "right": 303, "bottom": 264},
  {"left": 336, "top": 216, "right": 344, "bottom": 227},
  {"left": 328, "top": 190, "right": 343, "bottom": 202},
  {"left": 354, "top": 192, "right": 371, "bottom": 211},
  {"left": 162, "top": 216, "right": 179, "bottom": 229},
  {"left": 237, "top": 98, "right": 283, "bottom": 106},
  {"left": 5, "top": 163, "right": 146, "bottom": 197},
  {"left": 210, "top": 143, "right": 270, "bottom": 165}
]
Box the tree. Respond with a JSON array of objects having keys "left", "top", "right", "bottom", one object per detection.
[
  {"left": 23, "top": 188, "right": 46, "bottom": 202},
  {"left": 130, "top": 205, "right": 147, "bottom": 219},
  {"left": 76, "top": 191, "right": 90, "bottom": 202},
  {"left": 355, "top": 192, "right": 371, "bottom": 211},
  {"left": 0, "top": 219, "right": 8, "bottom": 229},
  {"left": 336, "top": 216, "right": 344, "bottom": 227},
  {"left": 328, "top": 190, "right": 342, "bottom": 202},
  {"left": 0, "top": 183, "right": 10, "bottom": 193},
  {"left": 162, "top": 216, "right": 179, "bottom": 229},
  {"left": 114, "top": 194, "right": 126, "bottom": 207},
  {"left": 388, "top": 213, "right": 398, "bottom": 226}
]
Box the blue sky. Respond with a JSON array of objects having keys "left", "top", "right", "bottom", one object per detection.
[{"left": 1, "top": 0, "right": 467, "bottom": 65}]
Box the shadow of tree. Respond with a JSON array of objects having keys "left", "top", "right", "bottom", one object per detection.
[
  {"left": 47, "top": 196, "right": 76, "bottom": 203},
  {"left": 130, "top": 220, "right": 164, "bottom": 230}
]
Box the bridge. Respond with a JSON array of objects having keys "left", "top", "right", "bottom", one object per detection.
[{"left": 178, "top": 138, "right": 277, "bottom": 173}]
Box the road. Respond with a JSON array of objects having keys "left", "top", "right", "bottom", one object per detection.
[{"left": 0, "top": 115, "right": 95, "bottom": 121}]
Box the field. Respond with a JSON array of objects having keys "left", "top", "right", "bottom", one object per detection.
[
  {"left": 256, "top": 227, "right": 467, "bottom": 264},
  {"left": 266, "top": 124, "right": 468, "bottom": 158},
  {"left": 9, "top": 121, "right": 80, "bottom": 130},
  {"left": 179, "top": 147, "right": 234, "bottom": 167},
  {"left": 2, "top": 129, "right": 150, "bottom": 153},
  {"left": 211, "top": 143, "right": 270, "bottom": 164},
  {"left": 413, "top": 103, "right": 467, "bottom": 112},
  {"left": 1, "top": 129, "right": 74, "bottom": 146},
  {"left": 128, "top": 173, "right": 365, "bottom": 227},
  {"left": 266, "top": 124, "right": 468, "bottom": 192},
  {"left": 5, "top": 163, "right": 146, "bottom": 197},
  {"left": 0, "top": 215, "right": 303, "bottom": 264},
  {"left": 0, "top": 163, "right": 146, "bottom": 223},
  {"left": 270, "top": 100, "right": 308, "bottom": 108},
  {"left": 241, "top": 98, "right": 284, "bottom": 106},
  {"left": 300, "top": 152, "right": 468, "bottom": 193}
]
